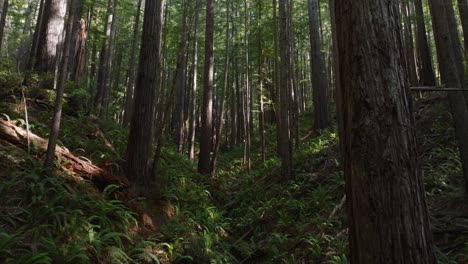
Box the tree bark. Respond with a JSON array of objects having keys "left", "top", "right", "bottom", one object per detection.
[
  {"left": 123, "top": 0, "right": 142, "bottom": 127},
  {"left": 94, "top": 0, "right": 115, "bottom": 115},
  {"left": 308, "top": 0, "right": 330, "bottom": 131},
  {"left": 188, "top": 0, "right": 202, "bottom": 161},
  {"left": 172, "top": 0, "right": 190, "bottom": 154},
  {"left": 126, "top": 0, "right": 164, "bottom": 194},
  {"left": 279, "top": 0, "right": 292, "bottom": 180},
  {"left": 401, "top": 0, "right": 418, "bottom": 86},
  {"left": 72, "top": 18, "right": 88, "bottom": 83},
  {"left": 414, "top": 0, "right": 436, "bottom": 86},
  {"left": 67, "top": 0, "right": 85, "bottom": 79},
  {"left": 211, "top": 0, "right": 230, "bottom": 177},
  {"left": 0, "top": 0, "right": 9, "bottom": 52},
  {"left": 34, "top": 0, "right": 67, "bottom": 73},
  {"left": 457, "top": 0, "right": 468, "bottom": 57},
  {"left": 198, "top": 0, "right": 214, "bottom": 175},
  {"left": 335, "top": 0, "right": 437, "bottom": 262},
  {"left": 27, "top": 0, "right": 45, "bottom": 71}
]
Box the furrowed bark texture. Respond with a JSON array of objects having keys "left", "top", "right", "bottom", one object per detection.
[{"left": 335, "top": 0, "right": 436, "bottom": 263}]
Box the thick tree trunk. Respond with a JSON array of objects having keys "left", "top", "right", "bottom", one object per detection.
[
  {"left": 308, "top": 0, "right": 330, "bottom": 131},
  {"left": 198, "top": 0, "right": 214, "bottom": 175},
  {"left": 429, "top": 0, "right": 468, "bottom": 197},
  {"left": 34, "top": 0, "right": 67, "bottom": 73},
  {"left": 414, "top": 0, "right": 436, "bottom": 86},
  {"left": 279, "top": 0, "right": 292, "bottom": 180},
  {"left": 0, "top": 0, "right": 8, "bottom": 52},
  {"left": 123, "top": 0, "right": 142, "bottom": 127},
  {"left": 335, "top": 0, "right": 437, "bottom": 263},
  {"left": 126, "top": 0, "right": 164, "bottom": 195}
]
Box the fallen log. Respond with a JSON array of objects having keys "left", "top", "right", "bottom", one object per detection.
[{"left": 0, "top": 119, "right": 128, "bottom": 187}]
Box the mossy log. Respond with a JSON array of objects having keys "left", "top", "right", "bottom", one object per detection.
[{"left": 0, "top": 119, "right": 128, "bottom": 187}]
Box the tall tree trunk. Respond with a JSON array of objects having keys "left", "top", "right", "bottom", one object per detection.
[
  {"left": 273, "top": 0, "right": 281, "bottom": 157},
  {"left": 27, "top": 0, "right": 45, "bottom": 71},
  {"left": 308, "top": 0, "right": 330, "bottom": 131},
  {"left": 243, "top": 0, "right": 251, "bottom": 172},
  {"left": 67, "top": 0, "right": 85, "bottom": 79},
  {"left": 279, "top": 0, "right": 292, "bottom": 180},
  {"left": 211, "top": 0, "right": 230, "bottom": 177},
  {"left": 72, "top": 17, "right": 88, "bottom": 83},
  {"left": 401, "top": 0, "right": 418, "bottom": 86},
  {"left": 429, "top": 0, "right": 468, "bottom": 197},
  {"left": 44, "top": 0, "right": 74, "bottom": 168},
  {"left": 0, "top": 0, "right": 8, "bottom": 52},
  {"left": 457, "top": 0, "right": 468, "bottom": 57},
  {"left": 258, "top": 0, "right": 266, "bottom": 163},
  {"left": 330, "top": 0, "right": 343, "bottom": 153},
  {"left": 34, "top": 0, "right": 67, "bottom": 73},
  {"left": 198, "top": 0, "right": 214, "bottom": 175},
  {"left": 336, "top": 0, "right": 437, "bottom": 263},
  {"left": 445, "top": 0, "right": 465, "bottom": 86},
  {"left": 414, "top": 0, "right": 436, "bottom": 86},
  {"left": 188, "top": 0, "right": 202, "bottom": 161},
  {"left": 126, "top": 0, "right": 164, "bottom": 195},
  {"left": 94, "top": 0, "right": 115, "bottom": 115},
  {"left": 123, "top": 0, "right": 142, "bottom": 127},
  {"left": 173, "top": 0, "right": 190, "bottom": 154}
]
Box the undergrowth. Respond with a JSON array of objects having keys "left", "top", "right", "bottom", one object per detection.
[
  {"left": 0, "top": 158, "right": 161, "bottom": 264},
  {"left": 0, "top": 69, "right": 466, "bottom": 263}
]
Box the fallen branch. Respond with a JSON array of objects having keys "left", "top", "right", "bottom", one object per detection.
[
  {"left": 329, "top": 195, "right": 346, "bottom": 220},
  {"left": 0, "top": 119, "right": 128, "bottom": 187},
  {"left": 410, "top": 86, "right": 468, "bottom": 92}
]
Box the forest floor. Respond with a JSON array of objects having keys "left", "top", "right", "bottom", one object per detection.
[{"left": 0, "top": 69, "right": 467, "bottom": 263}]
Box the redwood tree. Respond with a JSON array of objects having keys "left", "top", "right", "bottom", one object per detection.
[
  {"left": 198, "top": 0, "right": 214, "bottom": 175},
  {"left": 33, "top": 0, "right": 67, "bottom": 73},
  {"left": 414, "top": 0, "right": 436, "bottom": 86},
  {"left": 335, "top": 0, "right": 436, "bottom": 262},
  {"left": 278, "top": 0, "right": 293, "bottom": 179},
  {"left": 126, "top": 0, "right": 164, "bottom": 194},
  {"left": 308, "top": 0, "right": 330, "bottom": 131}
]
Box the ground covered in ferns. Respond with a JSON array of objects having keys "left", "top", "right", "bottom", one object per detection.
[{"left": 0, "top": 67, "right": 467, "bottom": 263}]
